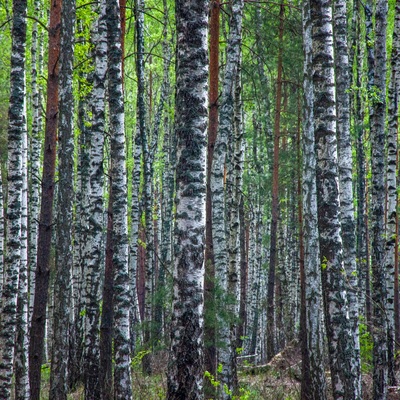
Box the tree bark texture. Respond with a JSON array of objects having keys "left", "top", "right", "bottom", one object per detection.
[
  {"left": 301, "top": 2, "right": 327, "bottom": 398},
  {"left": 167, "top": 0, "right": 208, "bottom": 398},
  {"left": 211, "top": 0, "right": 243, "bottom": 396},
  {"left": 29, "top": 0, "right": 60, "bottom": 397},
  {"left": 333, "top": 0, "right": 361, "bottom": 395},
  {"left": 370, "top": 0, "right": 388, "bottom": 398},
  {"left": 106, "top": 0, "right": 132, "bottom": 397},
  {"left": 0, "top": 0, "right": 27, "bottom": 396},
  {"left": 49, "top": 0, "right": 75, "bottom": 397},
  {"left": 84, "top": 0, "right": 107, "bottom": 396},
  {"left": 310, "top": 0, "right": 355, "bottom": 397}
]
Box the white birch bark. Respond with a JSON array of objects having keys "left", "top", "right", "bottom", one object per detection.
[
  {"left": 167, "top": 1, "right": 208, "bottom": 397},
  {"left": 333, "top": 0, "right": 362, "bottom": 396},
  {"left": 84, "top": 0, "right": 107, "bottom": 396},
  {"left": 28, "top": 0, "right": 43, "bottom": 323},
  {"left": 301, "top": 2, "right": 327, "bottom": 397},
  {"left": 310, "top": 0, "right": 355, "bottom": 397},
  {"left": 211, "top": 1, "right": 243, "bottom": 396},
  {"left": 385, "top": 0, "right": 400, "bottom": 385},
  {"left": 15, "top": 97, "right": 29, "bottom": 400},
  {"left": 0, "top": 0, "right": 27, "bottom": 395},
  {"left": 106, "top": 0, "right": 132, "bottom": 396},
  {"left": 370, "top": 0, "right": 389, "bottom": 397},
  {"left": 0, "top": 170, "right": 3, "bottom": 300}
]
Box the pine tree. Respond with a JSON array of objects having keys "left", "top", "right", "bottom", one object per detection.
[
  {"left": 29, "top": 0, "right": 61, "bottom": 397},
  {"left": 49, "top": 0, "right": 75, "bottom": 396}
]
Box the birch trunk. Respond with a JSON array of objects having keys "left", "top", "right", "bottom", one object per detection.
[
  {"left": 310, "top": 0, "right": 355, "bottom": 397},
  {"left": 106, "top": 0, "right": 132, "bottom": 396},
  {"left": 167, "top": 0, "right": 208, "bottom": 397},
  {"left": 370, "top": 0, "right": 389, "bottom": 397},
  {"left": 334, "top": 0, "right": 361, "bottom": 395},
  {"left": 0, "top": 170, "right": 3, "bottom": 299},
  {"left": 301, "top": 7, "right": 327, "bottom": 396},
  {"left": 84, "top": 0, "right": 107, "bottom": 396},
  {"left": 385, "top": 0, "right": 400, "bottom": 384},
  {"left": 15, "top": 95, "right": 29, "bottom": 400},
  {"left": 28, "top": 0, "right": 43, "bottom": 323},
  {"left": 211, "top": 1, "right": 243, "bottom": 396},
  {"left": 0, "top": 0, "right": 27, "bottom": 396}
]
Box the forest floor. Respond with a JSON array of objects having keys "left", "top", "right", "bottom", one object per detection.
[{"left": 38, "top": 341, "right": 400, "bottom": 399}]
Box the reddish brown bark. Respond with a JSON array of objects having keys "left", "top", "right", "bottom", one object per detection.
[
  {"left": 100, "top": 183, "right": 114, "bottom": 400},
  {"left": 266, "top": 0, "right": 285, "bottom": 361},
  {"left": 204, "top": 0, "right": 220, "bottom": 391},
  {"left": 29, "top": 0, "right": 61, "bottom": 398}
]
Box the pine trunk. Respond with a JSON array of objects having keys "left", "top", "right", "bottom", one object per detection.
[
  {"left": 29, "top": 0, "right": 61, "bottom": 397},
  {"left": 49, "top": 0, "right": 75, "bottom": 397}
]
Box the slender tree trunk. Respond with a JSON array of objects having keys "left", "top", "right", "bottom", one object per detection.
[
  {"left": 100, "top": 184, "right": 114, "bottom": 400},
  {"left": 84, "top": 0, "right": 107, "bottom": 396},
  {"left": 28, "top": 0, "right": 43, "bottom": 324},
  {"left": 15, "top": 80, "right": 29, "bottom": 400},
  {"left": 106, "top": 0, "right": 132, "bottom": 396},
  {"left": 301, "top": 2, "right": 327, "bottom": 398},
  {"left": 0, "top": 0, "right": 27, "bottom": 396},
  {"left": 310, "top": 0, "right": 354, "bottom": 397},
  {"left": 49, "top": 0, "right": 75, "bottom": 397},
  {"left": 29, "top": 0, "right": 61, "bottom": 397},
  {"left": 167, "top": 0, "right": 208, "bottom": 397},
  {"left": 386, "top": 0, "right": 400, "bottom": 384},
  {"left": 353, "top": 0, "right": 368, "bottom": 322},
  {"left": 205, "top": 2, "right": 219, "bottom": 391},
  {"left": 266, "top": 0, "right": 285, "bottom": 361},
  {"left": 370, "top": 0, "right": 388, "bottom": 398},
  {"left": 211, "top": 1, "right": 243, "bottom": 396},
  {"left": 0, "top": 170, "right": 3, "bottom": 299},
  {"left": 334, "top": 0, "right": 361, "bottom": 395}
]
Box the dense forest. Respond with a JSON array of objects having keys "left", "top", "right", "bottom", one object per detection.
[{"left": 0, "top": 0, "right": 399, "bottom": 398}]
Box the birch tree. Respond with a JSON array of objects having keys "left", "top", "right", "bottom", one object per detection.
[
  {"left": 370, "top": 0, "right": 388, "bottom": 397},
  {"left": 385, "top": 0, "right": 400, "bottom": 384},
  {"left": 310, "top": 0, "right": 357, "bottom": 397},
  {"left": 333, "top": 0, "right": 361, "bottom": 395},
  {"left": 106, "top": 0, "right": 132, "bottom": 396},
  {"left": 0, "top": 0, "right": 27, "bottom": 396},
  {"left": 84, "top": 0, "right": 107, "bottom": 396},
  {"left": 167, "top": 0, "right": 208, "bottom": 397},
  {"left": 211, "top": 0, "right": 243, "bottom": 395},
  {"left": 301, "top": 2, "right": 327, "bottom": 398}
]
